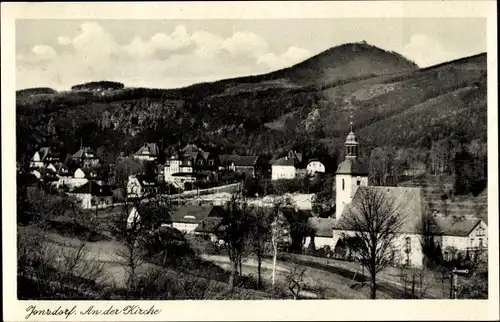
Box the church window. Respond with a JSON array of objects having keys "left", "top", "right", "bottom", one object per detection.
[
  {"left": 404, "top": 237, "right": 411, "bottom": 253},
  {"left": 342, "top": 179, "right": 345, "bottom": 190}
]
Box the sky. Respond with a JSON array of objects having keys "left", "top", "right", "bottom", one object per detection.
[{"left": 16, "top": 18, "right": 486, "bottom": 91}]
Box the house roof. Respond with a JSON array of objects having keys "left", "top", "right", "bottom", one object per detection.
[
  {"left": 135, "top": 175, "right": 159, "bottom": 187},
  {"left": 170, "top": 204, "right": 221, "bottom": 224},
  {"left": 272, "top": 157, "right": 296, "bottom": 167},
  {"left": 72, "top": 147, "right": 98, "bottom": 159},
  {"left": 221, "top": 155, "right": 259, "bottom": 166},
  {"left": 35, "top": 147, "right": 59, "bottom": 161},
  {"left": 435, "top": 215, "right": 483, "bottom": 237},
  {"left": 308, "top": 217, "right": 336, "bottom": 237},
  {"left": 334, "top": 186, "right": 426, "bottom": 234},
  {"left": 195, "top": 217, "right": 224, "bottom": 233},
  {"left": 77, "top": 167, "right": 99, "bottom": 178},
  {"left": 51, "top": 162, "right": 71, "bottom": 175},
  {"left": 70, "top": 181, "right": 113, "bottom": 196},
  {"left": 336, "top": 158, "right": 369, "bottom": 175},
  {"left": 135, "top": 143, "right": 159, "bottom": 156}
]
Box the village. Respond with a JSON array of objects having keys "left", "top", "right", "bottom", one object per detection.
[{"left": 20, "top": 121, "right": 488, "bottom": 300}]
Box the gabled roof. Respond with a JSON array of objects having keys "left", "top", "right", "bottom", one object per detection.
[
  {"left": 72, "top": 147, "right": 98, "bottom": 159},
  {"left": 170, "top": 204, "right": 222, "bottom": 224},
  {"left": 435, "top": 215, "right": 484, "bottom": 237},
  {"left": 135, "top": 143, "right": 159, "bottom": 156},
  {"left": 71, "top": 181, "right": 112, "bottom": 196},
  {"left": 51, "top": 162, "right": 71, "bottom": 175},
  {"left": 335, "top": 186, "right": 426, "bottom": 234},
  {"left": 76, "top": 167, "right": 98, "bottom": 178},
  {"left": 272, "top": 157, "right": 296, "bottom": 167},
  {"left": 33, "top": 147, "right": 59, "bottom": 161},
  {"left": 182, "top": 143, "right": 204, "bottom": 154}
]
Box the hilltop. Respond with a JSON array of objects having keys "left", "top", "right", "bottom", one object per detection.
[{"left": 16, "top": 43, "right": 486, "bottom": 175}]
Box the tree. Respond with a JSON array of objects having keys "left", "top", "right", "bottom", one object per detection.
[
  {"left": 270, "top": 196, "right": 292, "bottom": 286},
  {"left": 110, "top": 190, "right": 170, "bottom": 293},
  {"left": 340, "top": 187, "right": 404, "bottom": 299},
  {"left": 217, "top": 193, "right": 253, "bottom": 292},
  {"left": 418, "top": 211, "right": 443, "bottom": 269},
  {"left": 457, "top": 251, "right": 487, "bottom": 299}
]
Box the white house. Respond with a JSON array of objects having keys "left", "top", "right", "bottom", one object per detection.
[
  {"left": 127, "top": 175, "right": 160, "bottom": 198},
  {"left": 47, "top": 162, "right": 73, "bottom": 188},
  {"left": 62, "top": 167, "right": 101, "bottom": 190},
  {"left": 134, "top": 143, "right": 159, "bottom": 162},
  {"left": 30, "top": 147, "right": 60, "bottom": 169},
  {"left": 306, "top": 159, "right": 326, "bottom": 175},
  {"left": 67, "top": 181, "right": 113, "bottom": 209},
  {"left": 271, "top": 156, "right": 296, "bottom": 180},
  {"left": 169, "top": 204, "right": 226, "bottom": 234},
  {"left": 437, "top": 216, "right": 488, "bottom": 260}
]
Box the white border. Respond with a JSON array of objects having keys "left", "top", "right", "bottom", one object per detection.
[{"left": 2, "top": 1, "right": 498, "bottom": 321}]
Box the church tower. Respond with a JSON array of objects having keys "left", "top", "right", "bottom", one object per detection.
[{"left": 335, "top": 115, "right": 369, "bottom": 220}]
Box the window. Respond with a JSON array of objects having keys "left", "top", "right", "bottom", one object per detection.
[
  {"left": 479, "top": 238, "right": 484, "bottom": 249},
  {"left": 404, "top": 237, "right": 411, "bottom": 253},
  {"left": 208, "top": 159, "right": 214, "bottom": 165},
  {"left": 470, "top": 238, "right": 474, "bottom": 247},
  {"left": 477, "top": 227, "right": 485, "bottom": 236},
  {"left": 342, "top": 179, "right": 345, "bottom": 191}
]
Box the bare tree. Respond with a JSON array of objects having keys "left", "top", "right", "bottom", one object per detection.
[{"left": 340, "top": 188, "right": 404, "bottom": 299}]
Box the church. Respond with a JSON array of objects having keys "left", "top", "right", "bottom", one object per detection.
[{"left": 316, "top": 127, "right": 489, "bottom": 267}]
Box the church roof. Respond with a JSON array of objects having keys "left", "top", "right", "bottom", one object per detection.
[
  {"left": 336, "top": 158, "right": 369, "bottom": 175},
  {"left": 345, "top": 131, "right": 358, "bottom": 145},
  {"left": 334, "top": 186, "right": 426, "bottom": 234}
]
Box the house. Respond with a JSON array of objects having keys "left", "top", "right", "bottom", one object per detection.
[
  {"left": 31, "top": 167, "right": 58, "bottom": 183},
  {"left": 72, "top": 147, "right": 100, "bottom": 167},
  {"left": 403, "top": 161, "right": 427, "bottom": 177},
  {"left": 271, "top": 156, "right": 297, "bottom": 180},
  {"left": 331, "top": 129, "right": 488, "bottom": 267},
  {"left": 68, "top": 181, "right": 113, "bottom": 209},
  {"left": 46, "top": 162, "right": 73, "bottom": 188},
  {"left": 134, "top": 143, "right": 160, "bottom": 162},
  {"left": 436, "top": 215, "right": 488, "bottom": 260},
  {"left": 168, "top": 204, "right": 226, "bottom": 234},
  {"left": 164, "top": 143, "right": 217, "bottom": 188},
  {"left": 127, "top": 175, "right": 160, "bottom": 198},
  {"left": 306, "top": 159, "right": 326, "bottom": 175},
  {"left": 61, "top": 167, "right": 101, "bottom": 190},
  {"left": 30, "top": 147, "right": 60, "bottom": 168},
  {"left": 219, "top": 155, "right": 263, "bottom": 178}
]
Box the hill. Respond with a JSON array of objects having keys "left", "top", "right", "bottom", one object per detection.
[{"left": 16, "top": 43, "right": 486, "bottom": 180}]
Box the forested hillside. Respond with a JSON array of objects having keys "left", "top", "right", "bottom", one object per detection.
[{"left": 16, "top": 42, "right": 487, "bottom": 193}]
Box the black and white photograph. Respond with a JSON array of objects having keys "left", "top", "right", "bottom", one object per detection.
[{"left": 2, "top": 1, "right": 499, "bottom": 321}]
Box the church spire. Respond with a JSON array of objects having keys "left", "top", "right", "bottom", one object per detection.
[{"left": 345, "top": 110, "right": 358, "bottom": 159}]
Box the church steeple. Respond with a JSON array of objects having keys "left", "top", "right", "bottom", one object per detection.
[{"left": 344, "top": 112, "right": 358, "bottom": 159}]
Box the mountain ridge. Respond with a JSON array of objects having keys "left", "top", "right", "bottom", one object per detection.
[{"left": 16, "top": 42, "right": 487, "bottom": 172}]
